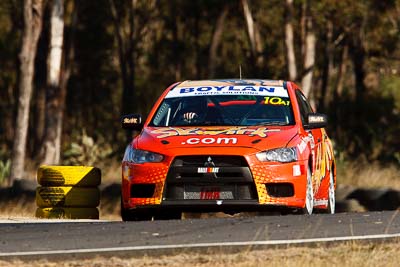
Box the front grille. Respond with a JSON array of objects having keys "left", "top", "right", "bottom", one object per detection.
[
  {"left": 165, "top": 184, "right": 256, "bottom": 200},
  {"left": 265, "top": 183, "right": 294, "bottom": 197},
  {"left": 172, "top": 156, "right": 247, "bottom": 167},
  {"left": 164, "top": 156, "right": 257, "bottom": 201}
]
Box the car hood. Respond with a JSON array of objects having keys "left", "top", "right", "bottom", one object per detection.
[{"left": 135, "top": 126, "right": 298, "bottom": 154}]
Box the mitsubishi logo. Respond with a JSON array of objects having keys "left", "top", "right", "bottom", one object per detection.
[{"left": 204, "top": 156, "right": 216, "bottom": 167}]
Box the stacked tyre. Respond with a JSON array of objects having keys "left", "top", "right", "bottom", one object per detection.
[{"left": 35, "top": 166, "right": 101, "bottom": 219}]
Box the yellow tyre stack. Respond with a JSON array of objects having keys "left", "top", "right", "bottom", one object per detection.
[{"left": 35, "top": 166, "right": 101, "bottom": 219}]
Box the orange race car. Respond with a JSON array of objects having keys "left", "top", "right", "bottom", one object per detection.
[{"left": 121, "top": 79, "right": 336, "bottom": 221}]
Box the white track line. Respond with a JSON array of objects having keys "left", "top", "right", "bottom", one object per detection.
[{"left": 1, "top": 232, "right": 400, "bottom": 257}]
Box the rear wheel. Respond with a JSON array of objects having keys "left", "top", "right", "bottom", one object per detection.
[
  {"left": 302, "top": 166, "right": 314, "bottom": 215},
  {"left": 326, "top": 169, "right": 335, "bottom": 214}
]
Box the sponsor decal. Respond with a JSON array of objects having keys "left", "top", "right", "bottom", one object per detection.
[
  {"left": 200, "top": 188, "right": 220, "bottom": 200},
  {"left": 165, "top": 86, "right": 288, "bottom": 98},
  {"left": 197, "top": 167, "right": 220, "bottom": 173},
  {"left": 123, "top": 117, "right": 139, "bottom": 124},
  {"left": 264, "top": 97, "right": 290, "bottom": 106},
  {"left": 293, "top": 165, "right": 302, "bottom": 177},
  {"left": 313, "top": 199, "right": 328, "bottom": 206},
  {"left": 309, "top": 116, "right": 325, "bottom": 123},
  {"left": 297, "top": 140, "right": 307, "bottom": 154},
  {"left": 151, "top": 127, "right": 279, "bottom": 138},
  {"left": 181, "top": 137, "right": 237, "bottom": 145}
]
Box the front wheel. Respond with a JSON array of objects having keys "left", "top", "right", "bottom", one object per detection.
[
  {"left": 121, "top": 199, "right": 153, "bottom": 221},
  {"left": 302, "top": 166, "right": 314, "bottom": 215},
  {"left": 326, "top": 169, "right": 335, "bottom": 214}
]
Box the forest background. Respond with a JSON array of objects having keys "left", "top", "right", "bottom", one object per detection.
[{"left": 0, "top": 0, "right": 399, "bottom": 185}]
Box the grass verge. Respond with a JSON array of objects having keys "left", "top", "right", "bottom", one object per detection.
[
  {"left": 337, "top": 161, "right": 400, "bottom": 189},
  {"left": 0, "top": 241, "right": 399, "bottom": 267}
]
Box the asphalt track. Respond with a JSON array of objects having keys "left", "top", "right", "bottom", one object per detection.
[{"left": 0, "top": 210, "right": 399, "bottom": 258}]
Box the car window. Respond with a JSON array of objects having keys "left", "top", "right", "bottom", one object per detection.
[
  {"left": 295, "top": 90, "right": 313, "bottom": 125},
  {"left": 149, "top": 95, "right": 296, "bottom": 127}
]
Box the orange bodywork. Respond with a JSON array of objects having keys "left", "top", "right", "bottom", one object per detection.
[{"left": 121, "top": 80, "right": 336, "bottom": 212}]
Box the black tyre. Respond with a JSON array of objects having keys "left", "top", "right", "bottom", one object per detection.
[
  {"left": 120, "top": 200, "right": 153, "bottom": 221},
  {"left": 154, "top": 211, "right": 182, "bottom": 220},
  {"left": 37, "top": 166, "right": 101, "bottom": 187},
  {"left": 326, "top": 167, "right": 335, "bottom": 214},
  {"left": 301, "top": 165, "right": 314, "bottom": 215}
]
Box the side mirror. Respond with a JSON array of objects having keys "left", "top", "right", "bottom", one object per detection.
[
  {"left": 121, "top": 114, "right": 143, "bottom": 131},
  {"left": 304, "top": 113, "right": 327, "bottom": 129}
]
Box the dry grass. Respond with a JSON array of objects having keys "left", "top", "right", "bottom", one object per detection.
[
  {"left": 98, "top": 159, "right": 121, "bottom": 184},
  {"left": 337, "top": 161, "right": 400, "bottom": 189},
  {"left": 0, "top": 198, "right": 36, "bottom": 219},
  {"left": 0, "top": 199, "right": 122, "bottom": 221},
  {"left": 0, "top": 242, "right": 400, "bottom": 267}
]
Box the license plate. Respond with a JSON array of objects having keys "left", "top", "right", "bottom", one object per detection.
[{"left": 184, "top": 185, "right": 234, "bottom": 200}]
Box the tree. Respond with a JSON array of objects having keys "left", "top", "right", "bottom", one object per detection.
[
  {"left": 285, "top": 0, "right": 297, "bottom": 81},
  {"left": 208, "top": 4, "right": 229, "bottom": 78},
  {"left": 40, "top": 0, "right": 65, "bottom": 165},
  {"left": 109, "top": 0, "right": 136, "bottom": 116},
  {"left": 10, "top": 0, "right": 45, "bottom": 182},
  {"left": 301, "top": 0, "right": 316, "bottom": 100},
  {"left": 241, "top": 0, "right": 263, "bottom": 72}
]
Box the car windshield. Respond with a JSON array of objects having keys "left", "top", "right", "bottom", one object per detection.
[{"left": 149, "top": 95, "right": 295, "bottom": 127}]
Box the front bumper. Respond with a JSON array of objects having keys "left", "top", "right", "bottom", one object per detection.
[
  {"left": 122, "top": 156, "right": 308, "bottom": 211},
  {"left": 123, "top": 200, "right": 301, "bottom": 213}
]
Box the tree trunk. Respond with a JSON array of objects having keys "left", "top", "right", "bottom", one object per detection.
[
  {"left": 349, "top": 34, "right": 366, "bottom": 101},
  {"left": 334, "top": 44, "right": 348, "bottom": 100},
  {"left": 301, "top": 1, "right": 316, "bottom": 100},
  {"left": 332, "top": 43, "right": 348, "bottom": 141},
  {"left": 4, "top": 83, "right": 16, "bottom": 148},
  {"left": 300, "top": 1, "right": 306, "bottom": 57},
  {"left": 208, "top": 5, "right": 228, "bottom": 79},
  {"left": 109, "top": 0, "right": 136, "bottom": 115},
  {"left": 285, "top": 0, "right": 297, "bottom": 81},
  {"left": 125, "top": 0, "right": 135, "bottom": 114},
  {"left": 172, "top": 15, "right": 181, "bottom": 81},
  {"left": 40, "top": 0, "right": 65, "bottom": 165},
  {"left": 241, "top": 0, "right": 263, "bottom": 71},
  {"left": 319, "top": 19, "right": 333, "bottom": 111},
  {"left": 10, "top": 0, "right": 45, "bottom": 182},
  {"left": 194, "top": 7, "right": 201, "bottom": 77}
]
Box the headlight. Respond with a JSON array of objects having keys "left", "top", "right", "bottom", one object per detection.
[
  {"left": 256, "top": 147, "right": 297, "bottom": 163},
  {"left": 123, "top": 145, "right": 164, "bottom": 163}
]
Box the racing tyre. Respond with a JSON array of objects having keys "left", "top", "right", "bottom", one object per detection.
[
  {"left": 37, "top": 166, "right": 101, "bottom": 187},
  {"left": 36, "top": 207, "right": 99, "bottom": 219},
  {"left": 302, "top": 166, "right": 314, "bottom": 215},
  {"left": 326, "top": 168, "right": 335, "bottom": 214},
  {"left": 121, "top": 200, "right": 153, "bottom": 221},
  {"left": 36, "top": 186, "right": 100, "bottom": 207}
]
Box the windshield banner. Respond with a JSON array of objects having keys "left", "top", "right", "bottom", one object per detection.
[{"left": 166, "top": 86, "right": 289, "bottom": 98}]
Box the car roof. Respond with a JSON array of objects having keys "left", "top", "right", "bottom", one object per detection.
[{"left": 175, "top": 79, "right": 286, "bottom": 89}]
